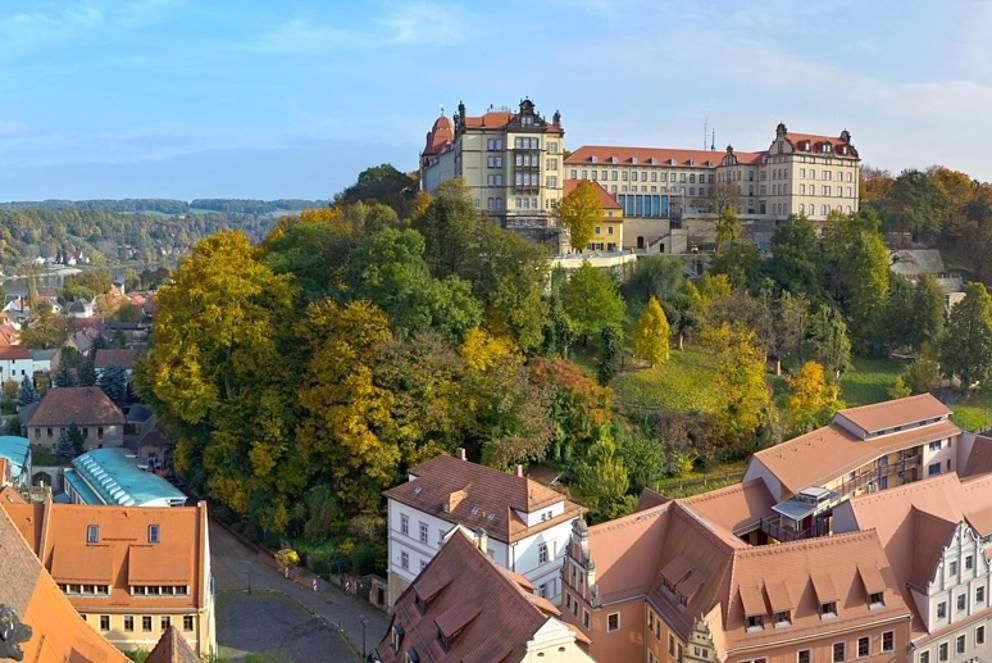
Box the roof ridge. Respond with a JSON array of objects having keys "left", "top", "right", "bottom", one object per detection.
[
  {"left": 732, "top": 529, "right": 880, "bottom": 559},
  {"left": 587, "top": 502, "right": 670, "bottom": 534}
]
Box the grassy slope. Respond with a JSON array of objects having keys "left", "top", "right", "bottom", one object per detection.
[
  {"left": 839, "top": 357, "right": 906, "bottom": 407},
  {"left": 612, "top": 346, "right": 724, "bottom": 414}
]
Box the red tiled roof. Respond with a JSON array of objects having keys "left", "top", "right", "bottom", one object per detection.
[
  {"left": 462, "top": 111, "right": 512, "bottom": 129},
  {"left": 94, "top": 348, "right": 138, "bottom": 369},
  {"left": 422, "top": 115, "right": 454, "bottom": 156},
  {"left": 376, "top": 530, "right": 568, "bottom": 663},
  {"left": 835, "top": 393, "right": 951, "bottom": 435},
  {"left": 383, "top": 454, "right": 584, "bottom": 543},
  {"left": 146, "top": 625, "right": 200, "bottom": 663},
  {"left": 563, "top": 179, "right": 622, "bottom": 210},
  {"left": 0, "top": 344, "right": 30, "bottom": 360},
  {"left": 566, "top": 145, "right": 740, "bottom": 168},
  {"left": 782, "top": 130, "right": 858, "bottom": 158},
  {"left": 26, "top": 386, "right": 125, "bottom": 426}
]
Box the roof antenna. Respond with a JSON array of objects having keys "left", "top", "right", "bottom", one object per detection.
[
  {"left": 703, "top": 117, "right": 708, "bottom": 151},
  {"left": 711, "top": 128, "right": 716, "bottom": 151}
]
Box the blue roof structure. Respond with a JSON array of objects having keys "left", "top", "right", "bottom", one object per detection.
[
  {"left": 69, "top": 448, "right": 186, "bottom": 507},
  {"left": 0, "top": 436, "right": 31, "bottom": 480}
]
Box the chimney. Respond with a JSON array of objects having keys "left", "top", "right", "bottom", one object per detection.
[
  {"left": 475, "top": 527, "right": 488, "bottom": 554},
  {"left": 515, "top": 464, "right": 524, "bottom": 478},
  {"left": 456, "top": 447, "right": 467, "bottom": 461}
]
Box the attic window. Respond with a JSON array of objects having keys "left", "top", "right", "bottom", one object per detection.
[
  {"left": 773, "top": 611, "right": 791, "bottom": 627},
  {"left": 86, "top": 524, "right": 99, "bottom": 544},
  {"left": 405, "top": 649, "right": 419, "bottom": 663},
  {"left": 868, "top": 592, "right": 884, "bottom": 609},
  {"left": 631, "top": 157, "right": 638, "bottom": 165},
  {"left": 609, "top": 155, "right": 617, "bottom": 163},
  {"left": 486, "top": 513, "right": 495, "bottom": 522},
  {"left": 413, "top": 486, "right": 422, "bottom": 495},
  {"left": 590, "top": 155, "right": 598, "bottom": 163},
  {"left": 820, "top": 601, "right": 837, "bottom": 619},
  {"left": 648, "top": 157, "right": 656, "bottom": 165},
  {"left": 746, "top": 615, "right": 763, "bottom": 632},
  {"left": 688, "top": 159, "right": 695, "bottom": 166}
]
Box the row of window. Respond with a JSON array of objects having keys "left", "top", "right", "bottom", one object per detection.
[
  {"left": 38, "top": 426, "right": 107, "bottom": 439},
  {"left": 84, "top": 613, "right": 195, "bottom": 633},
  {"left": 59, "top": 583, "right": 110, "bottom": 596},
  {"left": 797, "top": 204, "right": 854, "bottom": 217},
  {"left": 919, "top": 624, "right": 986, "bottom": 661},
  {"left": 399, "top": 514, "right": 445, "bottom": 547},
  {"left": 128, "top": 585, "right": 189, "bottom": 596},
  {"left": 571, "top": 169, "right": 712, "bottom": 184}
]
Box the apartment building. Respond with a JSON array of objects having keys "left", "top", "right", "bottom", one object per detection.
[
  {"left": 560, "top": 481, "right": 912, "bottom": 662},
  {"left": 834, "top": 472, "right": 992, "bottom": 662},
  {"left": 745, "top": 394, "right": 961, "bottom": 543},
  {"left": 562, "top": 178, "right": 624, "bottom": 252},
  {"left": 420, "top": 98, "right": 565, "bottom": 243},
  {"left": 1, "top": 498, "right": 216, "bottom": 658},
  {"left": 375, "top": 529, "right": 593, "bottom": 663},
  {"left": 381, "top": 449, "right": 584, "bottom": 607}
]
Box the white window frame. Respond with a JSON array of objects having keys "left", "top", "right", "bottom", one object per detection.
[{"left": 606, "top": 611, "right": 621, "bottom": 632}]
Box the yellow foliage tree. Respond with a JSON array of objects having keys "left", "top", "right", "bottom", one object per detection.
[
  {"left": 631, "top": 296, "right": 670, "bottom": 367},
  {"left": 555, "top": 180, "right": 603, "bottom": 252},
  {"left": 700, "top": 322, "right": 770, "bottom": 439},
  {"left": 785, "top": 360, "right": 840, "bottom": 433},
  {"left": 459, "top": 327, "right": 519, "bottom": 371}
]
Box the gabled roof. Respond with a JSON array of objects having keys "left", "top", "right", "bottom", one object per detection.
[
  {"left": 376, "top": 530, "right": 574, "bottom": 663},
  {"left": 26, "top": 386, "right": 125, "bottom": 427},
  {"left": 94, "top": 348, "right": 138, "bottom": 370},
  {"left": 750, "top": 417, "right": 960, "bottom": 497},
  {"left": 383, "top": 454, "right": 583, "bottom": 543},
  {"left": 462, "top": 111, "right": 512, "bottom": 129},
  {"left": 0, "top": 344, "right": 31, "bottom": 360},
  {"left": 422, "top": 115, "right": 454, "bottom": 157},
  {"left": 0, "top": 499, "right": 128, "bottom": 662},
  {"left": 146, "top": 625, "right": 200, "bottom": 663},
  {"left": 563, "top": 179, "right": 622, "bottom": 211},
  {"left": 834, "top": 393, "right": 951, "bottom": 436},
  {"left": 566, "top": 145, "right": 734, "bottom": 169},
  {"left": 780, "top": 129, "right": 858, "bottom": 158},
  {"left": 1, "top": 500, "right": 210, "bottom": 613}
]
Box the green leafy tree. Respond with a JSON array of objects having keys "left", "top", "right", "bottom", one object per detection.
[
  {"left": 903, "top": 343, "right": 942, "bottom": 394},
  {"left": 572, "top": 427, "right": 633, "bottom": 523},
  {"left": 709, "top": 239, "right": 762, "bottom": 292},
  {"left": 715, "top": 205, "right": 742, "bottom": 253},
  {"left": 769, "top": 214, "right": 823, "bottom": 300},
  {"left": 55, "top": 430, "right": 75, "bottom": 464},
  {"left": 5, "top": 416, "right": 21, "bottom": 436},
  {"left": 807, "top": 305, "right": 852, "bottom": 379},
  {"left": 841, "top": 229, "right": 890, "bottom": 353},
  {"left": 940, "top": 282, "right": 992, "bottom": 390},
  {"left": 911, "top": 273, "right": 946, "bottom": 349},
  {"left": 561, "top": 262, "right": 624, "bottom": 343},
  {"left": 339, "top": 163, "right": 418, "bottom": 218},
  {"left": 597, "top": 326, "right": 622, "bottom": 386},
  {"left": 771, "top": 292, "right": 811, "bottom": 372},
  {"left": 889, "top": 376, "right": 912, "bottom": 399},
  {"left": 77, "top": 359, "right": 97, "bottom": 387},
  {"left": 67, "top": 422, "right": 85, "bottom": 456},
  {"left": 884, "top": 274, "right": 916, "bottom": 351},
  {"left": 555, "top": 180, "right": 602, "bottom": 252},
  {"left": 623, "top": 255, "right": 685, "bottom": 307},
  {"left": 700, "top": 322, "right": 771, "bottom": 441},
  {"left": 55, "top": 363, "right": 76, "bottom": 388},
  {"left": 18, "top": 306, "right": 69, "bottom": 350},
  {"left": 631, "top": 296, "right": 670, "bottom": 367}
]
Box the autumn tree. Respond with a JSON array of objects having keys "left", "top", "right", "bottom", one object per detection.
[
  {"left": 18, "top": 306, "right": 68, "bottom": 349},
  {"left": 632, "top": 296, "right": 670, "bottom": 367},
  {"left": 715, "top": 205, "right": 743, "bottom": 253},
  {"left": 940, "top": 282, "right": 992, "bottom": 391},
  {"left": 700, "top": 322, "right": 771, "bottom": 441},
  {"left": 903, "top": 343, "right": 941, "bottom": 395},
  {"left": 784, "top": 360, "right": 840, "bottom": 434},
  {"left": 555, "top": 180, "right": 603, "bottom": 252}
]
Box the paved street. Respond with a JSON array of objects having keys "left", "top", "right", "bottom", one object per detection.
[{"left": 210, "top": 520, "right": 390, "bottom": 661}]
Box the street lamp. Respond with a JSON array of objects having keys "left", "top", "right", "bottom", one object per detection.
[{"left": 360, "top": 616, "right": 368, "bottom": 660}]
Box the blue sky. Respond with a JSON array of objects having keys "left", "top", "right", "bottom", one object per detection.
[{"left": 0, "top": 0, "right": 990, "bottom": 200}]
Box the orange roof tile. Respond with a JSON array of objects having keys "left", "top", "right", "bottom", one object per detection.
[
  {"left": 382, "top": 454, "right": 584, "bottom": 543},
  {"left": 376, "top": 530, "right": 576, "bottom": 663},
  {"left": 93, "top": 348, "right": 138, "bottom": 370},
  {"left": 146, "top": 625, "right": 200, "bottom": 663},
  {"left": 462, "top": 111, "right": 512, "bottom": 129},
  {"left": 26, "top": 386, "right": 125, "bottom": 427},
  {"left": 422, "top": 115, "right": 454, "bottom": 156},
  {"left": 962, "top": 435, "right": 992, "bottom": 477},
  {"left": 0, "top": 344, "right": 31, "bottom": 360},
  {"left": 835, "top": 393, "right": 951, "bottom": 435},
  {"left": 51, "top": 544, "right": 115, "bottom": 583},
  {"left": 566, "top": 145, "right": 734, "bottom": 169},
  {"left": 562, "top": 178, "right": 622, "bottom": 210},
  {"left": 750, "top": 418, "right": 961, "bottom": 496}
]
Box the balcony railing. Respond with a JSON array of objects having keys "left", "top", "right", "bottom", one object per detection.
[{"left": 759, "top": 515, "right": 810, "bottom": 542}]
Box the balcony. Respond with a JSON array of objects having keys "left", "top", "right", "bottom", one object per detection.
[
  {"left": 834, "top": 454, "right": 920, "bottom": 498},
  {"left": 759, "top": 515, "right": 811, "bottom": 542}
]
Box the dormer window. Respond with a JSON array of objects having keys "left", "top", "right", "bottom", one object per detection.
[
  {"left": 609, "top": 155, "right": 617, "bottom": 164},
  {"left": 631, "top": 157, "right": 638, "bottom": 165},
  {"left": 648, "top": 157, "right": 656, "bottom": 165},
  {"left": 688, "top": 159, "right": 695, "bottom": 166},
  {"left": 820, "top": 601, "right": 837, "bottom": 618},
  {"left": 773, "top": 610, "right": 791, "bottom": 627},
  {"left": 590, "top": 155, "right": 597, "bottom": 163},
  {"left": 746, "top": 615, "right": 763, "bottom": 632},
  {"left": 868, "top": 592, "right": 884, "bottom": 609}
]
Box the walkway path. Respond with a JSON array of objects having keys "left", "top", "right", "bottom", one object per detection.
[{"left": 210, "top": 520, "right": 390, "bottom": 660}]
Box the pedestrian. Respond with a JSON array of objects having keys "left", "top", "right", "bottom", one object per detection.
[{"left": 312, "top": 578, "right": 318, "bottom": 592}]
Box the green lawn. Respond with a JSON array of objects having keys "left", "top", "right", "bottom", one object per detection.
[
  {"left": 654, "top": 461, "right": 747, "bottom": 499},
  {"left": 840, "top": 358, "right": 907, "bottom": 407},
  {"left": 612, "top": 346, "right": 723, "bottom": 414},
  {"left": 950, "top": 392, "right": 992, "bottom": 432}
]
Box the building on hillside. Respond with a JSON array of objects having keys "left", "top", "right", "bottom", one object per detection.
[
  {"left": 0, "top": 493, "right": 129, "bottom": 662},
  {"left": 0, "top": 344, "right": 33, "bottom": 385},
  {"left": 888, "top": 248, "right": 966, "bottom": 311},
  {"left": 0, "top": 435, "right": 32, "bottom": 487},
  {"left": 565, "top": 123, "right": 860, "bottom": 252},
  {"left": 24, "top": 385, "right": 126, "bottom": 450},
  {"left": 560, "top": 480, "right": 912, "bottom": 662},
  {"left": 63, "top": 447, "right": 186, "bottom": 507},
  {"left": 744, "top": 393, "right": 961, "bottom": 542},
  {"left": 1, "top": 499, "right": 216, "bottom": 658},
  {"left": 562, "top": 178, "right": 625, "bottom": 253},
  {"left": 382, "top": 449, "right": 585, "bottom": 607},
  {"left": 94, "top": 348, "right": 139, "bottom": 377},
  {"left": 420, "top": 99, "right": 566, "bottom": 248},
  {"left": 834, "top": 472, "right": 992, "bottom": 662},
  {"left": 374, "top": 529, "right": 593, "bottom": 663}
]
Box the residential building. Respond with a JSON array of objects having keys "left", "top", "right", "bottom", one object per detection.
[
  {"left": 1, "top": 498, "right": 216, "bottom": 658},
  {"left": 420, "top": 98, "right": 566, "bottom": 247},
  {"left": 888, "top": 248, "right": 966, "bottom": 311},
  {"left": 0, "top": 493, "right": 129, "bottom": 662},
  {"left": 24, "top": 385, "right": 126, "bottom": 450},
  {"left": 0, "top": 435, "right": 31, "bottom": 487},
  {"left": 94, "top": 348, "right": 139, "bottom": 377},
  {"left": 30, "top": 347, "right": 56, "bottom": 375},
  {"left": 562, "top": 178, "right": 624, "bottom": 253},
  {"left": 565, "top": 123, "right": 860, "bottom": 234},
  {"left": 560, "top": 480, "right": 912, "bottom": 662},
  {"left": 834, "top": 472, "right": 992, "bottom": 661},
  {"left": 63, "top": 447, "right": 186, "bottom": 507},
  {"left": 68, "top": 297, "right": 96, "bottom": 319},
  {"left": 0, "top": 344, "right": 33, "bottom": 385},
  {"left": 382, "top": 449, "right": 585, "bottom": 607},
  {"left": 374, "top": 529, "right": 593, "bottom": 663},
  {"left": 744, "top": 394, "right": 960, "bottom": 542}
]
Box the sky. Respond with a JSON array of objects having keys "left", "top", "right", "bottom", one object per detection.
[{"left": 0, "top": 0, "right": 990, "bottom": 200}]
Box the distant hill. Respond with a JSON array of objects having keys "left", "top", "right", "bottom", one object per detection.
[{"left": 0, "top": 198, "right": 327, "bottom": 215}]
